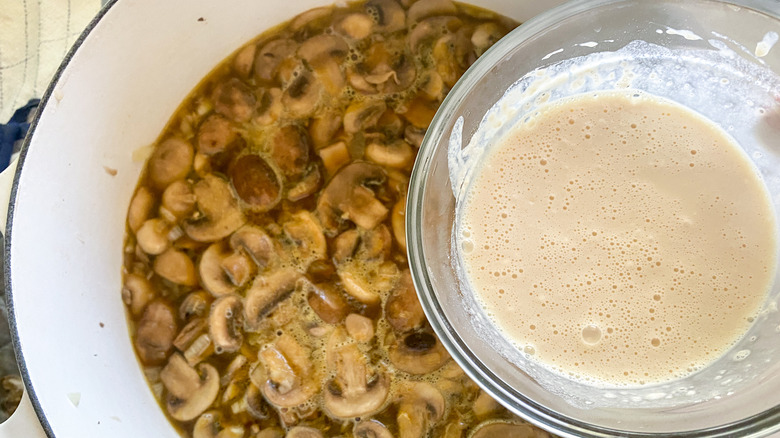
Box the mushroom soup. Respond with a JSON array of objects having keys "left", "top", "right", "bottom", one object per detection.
[{"left": 121, "top": 1, "right": 549, "bottom": 437}]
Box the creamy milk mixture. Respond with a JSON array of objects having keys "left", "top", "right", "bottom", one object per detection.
[{"left": 457, "top": 91, "right": 777, "bottom": 386}]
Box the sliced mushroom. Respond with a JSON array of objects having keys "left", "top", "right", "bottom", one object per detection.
[
  {"left": 471, "top": 22, "right": 508, "bottom": 57},
  {"left": 385, "top": 269, "right": 424, "bottom": 332},
  {"left": 404, "top": 125, "right": 426, "bottom": 148},
  {"left": 470, "top": 422, "right": 544, "bottom": 438},
  {"left": 391, "top": 197, "right": 406, "bottom": 252},
  {"left": 323, "top": 331, "right": 389, "bottom": 419},
  {"left": 408, "top": 16, "right": 462, "bottom": 55},
  {"left": 209, "top": 294, "right": 244, "bottom": 354},
  {"left": 345, "top": 313, "right": 374, "bottom": 342},
  {"left": 161, "top": 180, "right": 196, "bottom": 221},
  {"left": 286, "top": 427, "right": 323, "bottom": 438},
  {"left": 473, "top": 390, "right": 502, "bottom": 419},
  {"left": 149, "top": 138, "right": 194, "bottom": 189},
  {"left": 344, "top": 100, "right": 387, "bottom": 134},
  {"left": 397, "top": 381, "right": 446, "bottom": 438},
  {"left": 255, "top": 39, "right": 298, "bottom": 83},
  {"left": 354, "top": 420, "right": 393, "bottom": 438},
  {"left": 193, "top": 411, "right": 244, "bottom": 438},
  {"left": 332, "top": 229, "right": 360, "bottom": 265},
  {"left": 245, "top": 382, "right": 271, "bottom": 421},
  {"left": 183, "top": 333, "right": 214, "bottom": 366},
  {"left": 358, "top": 224, "right": 393, "bottom": 260},
  {"left": 253, "top": 333, "right": 318, "bottom": 408},
  {"left": 316, "top": 162, "right": 388, "bottom": 235},
  {"left": 244, "top": 268, "right": 300, "bottom": 330},
  {"left": 128, "top": 187, "right": 155, "bottom": 233},
  {"left": 197, "top": 114, "right": 237, "bottom": 156},
  {"left": 289, "top": 6, "right": 334, "bottom": 34},
  {"left": 407, "top": 0, "right": 457, "bottom": 25},
  {"left": 135, "top": 300, "right": 177, "bottom": 365},
  {"left": 173, "top": 317, "right": 208, "bottom": 352},
  {"left": 287, "top": 164, "right": 322, "bottom": 202},
  {"left": 229, "top": 154, "right": 283, "bottom": 211},
  {"left": 270, "top": 125, "right": 311, "bottom": 180},
  {"left": 229, "top": 225, "right": 276, "bottom": 269},
  {"left": 233, "top": 43, "right": 256, "bottom": 78},
  {"left": 366, "top": 0, "right": 406, "bottom": 33},
  {"left": 305, "top": 281, "right": 351, "bottom": 324},
  {"left": 256, "top": 428, "right": 285, "bottom": 438},
  {"left": 162, "top": 353, "right": 220, "bottom": 422},
  {"left": 388, "top": 330, "right": 450, "bottom": 374},
  {"left": 122, "top": 273, "right": 154, "bottom": 317},
  {"left": 399, "top": 97, "right": 438, "bottom": 129},
  {"left": 338, "top": 268, "right": 380, "bottom": 305},
  {"left": 338, "top": 258, "right": 399, "bottom": 306},
  {"left": 136, "top": 218, "right": 171, "bottom": 256},
  {"left": 154, "top": 248, "right": 197, "bottom": 286},
  {"left": 365, "top": 139, "right": 414, "bottom": 169},
  {"left": 298, "top": 34, "right": 348, "bottom": 68},
  {"left": 283, "top": 69, "right": 323, "bottom": 119},
  {"left": 337, "top": 13, "right": 374, "bottom": 39},
  {"left": 283, "top": 210, "right": 327, "bottom": 269},
  {"left": 255, "top": 87, "right": 284, "bottom": 126},
  {"left": 433, "top": 34, "right": 466, "bottom": 88},
  {"left": 318, "top": 141, "right": 351, "bottom": 176},
  {"left": 213, "top": 78, "right": 256, "bottom": 123},
  {"left": 309, "top": 109, "right": 343, "bottom": 149},
  {"left": 199, "top": 241, "right": 242, "bottom": 297},
  {"left": 184, "top": 174, "right": 245, "bottom": 242}
]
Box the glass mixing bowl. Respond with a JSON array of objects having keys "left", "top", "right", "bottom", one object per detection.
[{"left": 407, "top": 0, "right": 780, "bottom": 436}]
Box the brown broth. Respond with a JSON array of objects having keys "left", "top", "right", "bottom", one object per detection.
[{"left": 121, "top": 1, "right": 553, "bottom": 437}]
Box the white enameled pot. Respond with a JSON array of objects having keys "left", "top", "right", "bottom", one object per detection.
[{"left": 0, "top": 0, "right": 564, "bottom": 436}]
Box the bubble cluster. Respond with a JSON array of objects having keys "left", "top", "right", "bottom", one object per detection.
[{"left": 457, "top": 91, "right": 776, "bottom": 386}]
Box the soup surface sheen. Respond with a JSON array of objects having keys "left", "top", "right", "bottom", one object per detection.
[{"left": 457, "top": 90, "right": 777, "bottom": 386}]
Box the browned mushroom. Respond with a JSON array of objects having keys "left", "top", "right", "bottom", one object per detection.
[
  {"left": 473, "top": 390, "right": 502, "bottom": 419},
  {"left": 122, "top": 273, "right": 154, "bottom": 317},
  {"left": 354, "top": 420, "right": 393, "bottom": 438},
  {"left": 318, "top": 142, "right": 351, "bottom": 176},
  {"left": 290, "top": 6, "right": 334, "bottom": 34},
  {"left": 336, "top": 13, "right": 374, "bottom": 39},
  {"left": 471, "top": 422, "right": 546, "bottom": 438},
  {"left": 135, "top": 300, "right": 178, "bottom": 365},
  {"left": 255, "top": 39, "right": 298, "bottom": 83},
  {"left": 345, "top": 313, "right": 374, "bottom": 342},
  {"left": 408, "top": 16, "right": 462, "bottom": 55},
  {"left": 404, "top": 125, "right": 426, "bottom": 148},
  {"left": 316, "top": 162, "right": 388, "bottom": 234},
  {"left": 391, "top": 198, "right": 406, "bottom": 251},
  {"left": 388, "top": 330, "right": 450, "bottom": 374},
  {"left": 309, "top": 109, "right": 343, "bottom": 149},
  {"left": 193, "top": 411, "right": 244, "bottom": 438},
  {"left": 179, "top": 291, "right": 212, "bottom": 321},
  {"left": 229, "top": 225, "right": 276, "bottom": 269},
  {"left": 343, "top": 100, "right": 387, "bottom": 134},
  {"left": 399, "top": 97, "right": 438, "bottom": 129},
  {"left": 244, "top": 268, "right": 301, "bottom": 330},
  {"left": 283, "top": 210, "right": 327, "bottom": 269},
  {"left": 407, "top": 0, "right": 457, "bottom": 24},
  {"left": 160, "top": 352, "right": 220, "bottom": 421},
  {"left": 233, "top": 43, "right": 256, "bottom": 78},
  {"left": 199, "top": 241, "right": 245, "bottom": 296},
  {"left": 385, "top": 269, "right": 425, "bottom": 332},
  {"left": 332, "top": 229, "right": 360, "bottom": 265},
  {"left": 136, "top": 218, "right": 171, "bottom": 256},
  {"left": 396, "top": 381, "right": 446, "bottom": 438},
  {"left": 154, "top": 248, "right": 198, "bottom": 286},
  {"left": 196, "top": 114, "right": 237, "bottom": 156},
  {"left": 283, "top": 69, "right": 323, "bottom": 119},
  {"left": 209, "top": 294, "right": 244, "bottom": 354},
  {"left": 366, "top": 0, "right": 406, "bottom": 33},
  {"left": 252, "top": 333, "right": 318, "bottom": 408},
  {"left": 298, "top": 34, "right": 348, "bottom": 68},
  {"left": 229, "top": 154, "right": 283, "bottom": 211},
  {"left": 287, "top": 164, "right": 322, "bottom": 202},
  {"left": 323, "top": 330, "right": 389, "bottom": 419},
  {"left": 305, "top": 281, "right": 351, "bottom": 324},
  {"left": 127, "top": 187, "right": 155, "bottom": 233},
  {"left": 270, "top": 125, "right": 311, "bottom": 180},
  {"left": 183, "top": 174, "right": 245, "bottom": 242},
  {"left": 365, "top": 139, "right": 414, "bottom": 169},
  {"left": 149, "top": 138, "right": 194, "bottom": 189},
  {"left": 471, "top": 22, "right": 508, "bottom": 57},
  {"left": 213, "top": 78, "right": 256, "bottom": 123},
  {"left": 244, "top": 382, "right": 271, "bottom": 421},
  {"left": 286, "top": 427, "right": 323, "bottom": 438},
  {"left": 255, "top": 87, "right": 284, "bottom": 126},
  {"left": 160, "top": 180, "right": 196, "bottom": 222}
]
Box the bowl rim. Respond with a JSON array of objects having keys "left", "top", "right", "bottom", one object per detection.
[{"left": 406, "top": 0, "right": 780, "bottom": 436}]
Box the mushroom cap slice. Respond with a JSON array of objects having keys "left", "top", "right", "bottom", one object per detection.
[
  {"left": 397, "top": 381, "right": 446, "bottom": 438},
  {"left": 255, "top": 38, "right": 297, "bottom": 83},
  {"left": 366, "top": 0, "right": 406, "bottom": 33},
  {"left": 161, "top": 352, "right": 203, "bottom": 400},
  {"left": 343, "top": 99, "right": 387, "bottom": 134},
  {"left": 148, "top": 137, "right": 194, "bottom": 189},
  {"left": 209, "top": 294, "right": 244, "bottom": 354},
  {"left": 283, "top": 69, "right": 323, "bottom": 119},
  {"left": 298, "top": 34, "right": 348, "bottom": 68},
  {"left": 388, "top": 330, "right": 450, "bottom": 374},
  {"left": 229, "top": 154, "right": 283, "bottom": 211},
  {"left": 365, "top": 139, "right": 414, "bottom": 169},
  {"left": 385, "top": 269, "right": 425, "bottom": 332},
  {"left": 197, "top": 114, "right": 237, "bottom": 156},
  {"left": 122, "top": 273, "right": 154, "bottom": 317},
  {"left": 283, "top": 210, "right": 327, "bottom": 269},
  {"left": 199, "top": 241, "right": 240, "bottom": 297},
  {"left": 286, "top": 427, "right": 324, "bottom": 438},
  {"left": 154, "top": 248, "right": 198, "bottom": 286},
  {"left": 213, "top": 78, "right": 256, "bottom": 123},
  {"left": 229, "top": 225, "right": 276, "bottom": 269},
  {"left": 253, "top": 334, "right": 318, "bottom": 408},
  {"left": 270, "top": 124, "right": 311, "bottom": 180},
  {"left": 165, "top": 361, "right": 220, "bottom": 422},
  {"left": 470, "top": 422, "right": 542, "bottom": 438},
  {"left": 354, "top": 420, "right": 393, "bottom": 438},
  {"left": 135, "top": 300, "right": 177, "bottom": 365},
  {"left": 243, "top": 268, "right": 300, "bottom": 330},
  {"left": 316, "top": 162, "right": 388, "bottom": 235},
  {"left": 407, "top": 0, "right": 458, "bottom": 25},
  {"left": 324, "top": 331, "right": 390, "bottom": 419},
  {"left": 184, "top": 174, "right": 245, "bottom": 242},
  {"left": 127, "top": 187, "right": 155, "bottom": 233}
]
